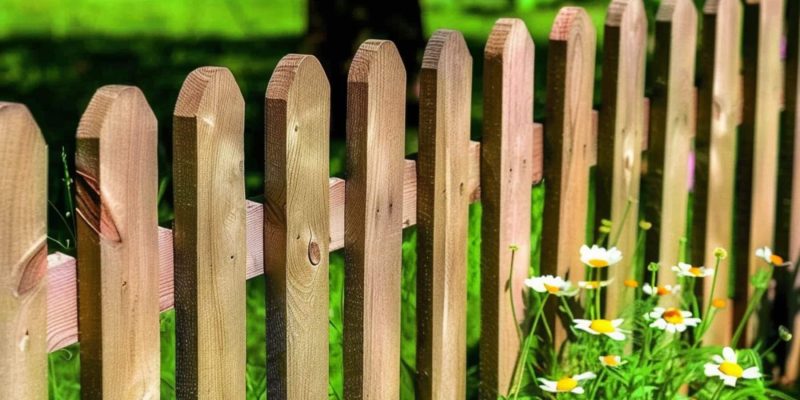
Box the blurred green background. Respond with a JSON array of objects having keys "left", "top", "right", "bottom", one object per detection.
[{"left": 0, "top": 0, "right": 721, "bottom": 399}]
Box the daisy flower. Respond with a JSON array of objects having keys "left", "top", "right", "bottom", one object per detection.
[
  {"left": 539, "top": 372, "right": 597, "bottom": 394},
  {"left": 524, "top": 275, "right": 578, "bottom": 297},
  {"left": 671, "top": 262, "right": 714, "bottom": 278},
  {"left": 642, "top": 283, "right": 681, "bottom": 297},
  {"left": 578, "top": 279, "right": 613, "bottom": 290},
  {"left": 574, "top": 319, "right": 627, "bottom": 340},
  {"left": 580, "top": 245, "right": 622, "bottom": 268},
  {"left": 755, "top": 246, "right": 790, "bottom": 266},
  {"left": 704, "top": 347, "right": 761, "bottom": 387},
  {"left": 599, "top": 355, "right": 626, "bottom": 368},
  {"left": 648, "top": 307, "right": 701, "bottom": 333}
]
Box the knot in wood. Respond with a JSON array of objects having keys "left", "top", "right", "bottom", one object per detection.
[{"left": 308, "top": 240, "right": 321, "bottom": 266}]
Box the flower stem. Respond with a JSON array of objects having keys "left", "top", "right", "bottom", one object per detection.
[
  {"left": 698, "top": 254, "right": 723, "bottom": 340},
  {"left": 709, "top": 382, "right": 725, "bottom": 400},
  {"left": 508, "top": 246, "right": 523, "bottom": 344},
  {"left": 510, "top": 294, "right": 549, "bottom": 398},
  {"left": 610, "top": 199, "right": 635, "bottom": 247},
  {"left": 731, "top": 286, "right": 765, "bottom": 347}
]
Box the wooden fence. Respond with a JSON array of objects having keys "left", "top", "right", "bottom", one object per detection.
[{"left": 2, "top": 0, "right": 800, "bottom": 398}]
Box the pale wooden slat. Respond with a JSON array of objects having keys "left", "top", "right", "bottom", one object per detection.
[
  {"left": 0, "top": 103, "right": 48, "bottom": 399},
  {"left": 598, "top": 0, "right": 647, "bottom": 315},
  {"left": 172, "top": 67, "right": 246, "bottom": 398},
  {"left": 736, "top": 0, "right": 784, "bottom": 345},
  {"left": 343, "top": 40, "right": 406, "bottom": 399},
  {"left": 416, "top": 29, "right": 472, "bottom": 400},
  {"left": 645, "top": 0, "right": 698, "bottom": 292},
  {"left": 696, "top": 0, "right": 742, "bottom": 346},
  {"left": 265, "top": 54, "right": 330, "bottom": 398},
  {"left": 480, "top": 18, "right": 534, "bottom": 398},
  {"left": 542, "top": 7, "right": 596, "bottom": 341},
  {"left": 75, "top": 85, "right": 160, "bottom": 398}
]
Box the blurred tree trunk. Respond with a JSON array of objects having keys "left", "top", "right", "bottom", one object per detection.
[{"left": 303, "top": 0, "right": 424, "bottom": 139}]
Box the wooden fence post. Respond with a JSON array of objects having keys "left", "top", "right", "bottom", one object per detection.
[
  {"left": 173, "top": 67, "right": 246, "bottom": 398},
  {"left": 695, "top": 0, "right": 742, "bottom": 346},
  {"left": 480, "top": 18, "right": 534, "bottom": 398},
  {"left": 343, "top": 40, "right": 405, "bottom": 399},
  {"left": 0, "top": 103, "right": 47, "bottom": 399},
  {"left": 542, "top": 7, "right": 596, "bottom": 336},
  {"left": 76, "top": 86, "right": 160, "bottom": 399},
  {"left": 416, "top": 30, "right": 471, "bottom": 400},
  {"left": 598, "top": 0, "right": 647, "bottom": 315},
  {"left": 645, "top": 0, "right": 698, "bottom": 292},
  {"left": 736, "top": 0, "right": 784, "bottom": 345},
  {"left": 265, "top": 55, "right": 331, "bottom": 398}
]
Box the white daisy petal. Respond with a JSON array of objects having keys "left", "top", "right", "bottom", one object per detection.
[
  {"left": 712, "top": 355, "right": 724, "bottom": 364},
  {"left": 612, "top": 319, "right": 624, "bottom": 327},
  {"left": 572, "top": 387, "right": 585, "bottom": 394},
  {"left": 722, "top": 375, "right": 737, "bottom": 387},
  {"left": 742, "top": 367, "right": 761, "bottom": 379},
  {"left": 606, "top": 331, "right": 626, "bottom": 341},
  {"left": 573, "top": 372, "right": 596, "bottom": 381},
  {"left": 723, "top": 347, "right": 737, "bottom": 363},
  {"left": 705, "top": 363, "right": 721, "bottom": 377}
]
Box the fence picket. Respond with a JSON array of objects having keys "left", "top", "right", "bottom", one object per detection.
[
  {"left": 480, "top": 18, "right": 534, "bottom": 398},
  {"left": 696, "top": 0, "right": 742, "bottom": 346},
  {"left": 75, "top": 86, "right": 160, "bottom": 399},
  {"left": 173, "top": 67, "right": 246, "bottom": 398},
  {"left": 598, "top": 0, "right": 647, "bottom": 315},
  {"left": 542, "top": 7, "right": 596, "bottom": 339},
  {"left": 416, "top": 30, "right": 471, "bottom": 399},
  {"left": 343, "top": 40, "right": 406, "bottom": 399},
  {"left": 736, "top": 0, "right": 784, "bottom": 345},
  {"left": 265, "top": 54, "right": 331, "bottom": 398},
  {"left": 645, "top": 0, "right": 697, "bottom": 293},
  {"left": 0, "top": 103, "right": 47, "bottom": 399}
]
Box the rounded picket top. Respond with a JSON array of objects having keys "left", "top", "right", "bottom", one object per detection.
[
  {"left": 78, "top": 85, "right": 156, "bottom": 141},
  {"left": 606, "top": 0, "right": 647, "bottom": 30},
  {"left": 422, "top": 29, "right": 472, "bottom": 71},
  {"left": 175, "top": 66, "right": 244, "bottom": 121},
  {"left": 348, "top": 39, "right": 405, "bottom": 85},
  {"left": 267, "top": 54, "right": 330, "bottom": 104},
  {"left": 0, "top": 102, "right": 46, "bottom": 150},
  {"left": 485, "top": 18, "right": 534, "bottom": 64},
  {"left": 550, "top": 7, "right": 596, "bottom": 44}
]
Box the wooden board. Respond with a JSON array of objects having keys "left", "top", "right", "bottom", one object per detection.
[
  {"left": 480, "top": 18, "right": 534, "bottom": 398},
  {"left": 343, "top": 40, "right": 406, "bottom": 399},
  {"left": 173, "top": 67, "right": 246, "bottom": 398},
  {"left": 736, "top": 0, "right": 784, "bottom": 345},
  {"left": 0, "top": 103, "right": 47, "bottom": 399},
  {"left": 75, "top": 86, "right": 160, "bottom": 399},
  {"left": 697, "top": 0, "right": 742, "bottom": 346},
  {"left": 542, "top": 7, "right": 596, "bottom": 335},
  {"left": 598, "top": 0, "right": 647, "bottom": 315},
  {"left": 645, "top": 0, "right": 697, "bottom": 291},
  {"left": 265, "top": 54, "right": 331, "bottom": 398},
  {"left": 415, "top": 30, "right": 472, "bottom": 400}
]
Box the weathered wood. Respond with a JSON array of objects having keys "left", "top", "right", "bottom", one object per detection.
[
  {"left": 480, "top": 18, "right": 534, "bottom": 398},
  {"left": 735, "top": 0, "right": 784, "bottom": 345},
  {"left": 416, "top": 30, "right": 471, "bottom": 400},
  {"left": 696, "top": 0, "right": 742, "bottom": 346},
  {"left": 343, "top": 40, "right": 406, "bottom": 399},
  {"left": 542, "top": 7, "right": 595, "bottom": 337},
  {"left": 173, "top": 67, "right": 246, "bottom": 398},
  {"left": 0, "top": 103, "right": 47, "bottom": 400},
  {"left": 645, "top": 0, "right": 697, "bottom": 292},
  {"left": 76, "top": 86, "right": 159, "bottom": 399},
  {"left": 598, "top": 0, "right": 647, "bottom": 315},
  {"left": 265, "top": 54, "right": 331, "bottom": 398},
  {"left": 782, "top": 0, "right": 800, "bottom": 383}
]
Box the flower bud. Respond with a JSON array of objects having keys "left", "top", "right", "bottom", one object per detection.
[
  {"left": 598, "top": 226, "right": 611, "bottom": 234},
  {"left": 712, "top": 298, "right": 726, "bottom": 309},
  {"left": 601, "top": 219, "right": 613, "bottom": 227},
  {"left": 779, "top": 325, "right": 793, "bottom": 342},
  {"left": 713, "top": 247, "right": 728, "bottom": 260},
  {"left": 639, "top": 220, "right": 652, "bottom": 231},
  {"left": 509, "top": 244, "right": 519, "bottom": 252},
  {"left": 647, "top": 262, "right": 660, "bottom": 272},
  {"left": 624, "top": 279, "right": 639, "bottom": 288}
]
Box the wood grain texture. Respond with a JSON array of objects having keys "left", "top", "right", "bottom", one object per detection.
[
  {"left": 598, "top": 0, "right": 647, "bottom": 315},
  {"left": 645, "top": 0, "right": 697, "bottom": 291},
  {"left": 542, "top": 7, "right": 595, "bottom": 336},
  {"left": 75, "top": 85, "right": 159, "bottom": 399},
  {"left": 416, "top": 29, "right": 471, "bottom": 400},
  {"left": 173, "top": 67, "right": 246, "bottom": 399},
  {"left": 0, "top": 103, "right": 47, "bottom": 400},
  {"left": 697, "top": 0, "right": 742, "bottom": 347},
  {"left": 265, "top": 54, "right": 330, "bottom": 398},
  {"left": 480, "top": 18, "right": 534, "bottom": 398},
  {"left": 735, "top": 0, "right": 784, "bottom": 345},
  {"left": 343, "top": 40, "right": 406, "bottom": 399}
]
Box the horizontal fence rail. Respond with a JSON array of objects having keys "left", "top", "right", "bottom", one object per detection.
[{"left": 2, "top": 0, "right": 800, "bottom": 397}]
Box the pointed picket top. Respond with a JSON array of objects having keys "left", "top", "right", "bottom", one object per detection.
[{"left": 0, "top": 102, "right": 48, "bottom": 400}]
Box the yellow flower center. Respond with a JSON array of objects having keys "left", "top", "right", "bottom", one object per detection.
[
  {"left": 663, "top": 308, "right": 684, "bottom": 324},
  {"left": 624, "top": 279, "right": 639, "bottom": 288},
  {"left": 544, "top": 284, "right": 560, "bottom": 294},
  {"left": 656, "top": 286, "right": 671, "bottom": 296},
  {"left": 589, "top": 319, "right": 615, "bottom": 334},
  {"left": 689, "top": 267, "right": 703, "bottom": 276},
  {"left": 588, "top": 258, "right": 609, "bottom": 268},
  {"left": 556, "top": 377, "right": 578, "bottom": 392},
  {"left": 719, "top": 362, "right": 743, "bottom": 378},
  {"left": 712, "top": 298, "right": 727, "bottom": 309},
  {"left": 770, "top": 254, "right": 784, "bottom": 265},
  {"left": 602, "top": 355, "right": 620, "bottom": 366}
]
